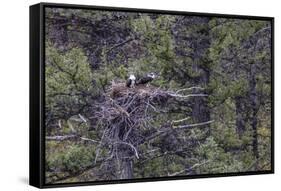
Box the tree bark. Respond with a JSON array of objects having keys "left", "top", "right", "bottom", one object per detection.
[
  {"left": 119, "top": 158, "right": 134, "bottom": 179},
  {"left": 191, "top": 18, "right": 211, "bottom": 133},
  {"left": 114, "top": 125, "right": 134, "bottom": 179},
  {"left": 235, "top": 96, "right": 246, "bottom": 138},
  {"left": 249, "top": 63, "right": 259, "bottom": 160},
  {"left": 191, "top": 67, "right": 210, "bottom": 124}
]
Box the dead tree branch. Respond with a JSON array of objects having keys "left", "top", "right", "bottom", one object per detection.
[
  {"left": 46, "top": 134, "right": 99, "bottom": 143},
  {"left": 168, "top": 160, "right": 210, "bottom": 176},
  {"left": 47, "top": 82, "right": 213, "bottom": 180},
  {"left": 174, "top": 120, "right": 215, "bottom": 129}
]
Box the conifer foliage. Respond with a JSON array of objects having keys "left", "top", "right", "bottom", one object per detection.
[{"left": 44, "top": 8, "right": 272, "bottom": 183}]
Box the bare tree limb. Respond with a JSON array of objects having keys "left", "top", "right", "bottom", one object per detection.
[
  {"left": 168, "top": 160, "right": 210, "bottom": 176},
  {"left": 172, "top": 117, "right": 190, "bottom": 124},
  {"left": 174, "top": 120, "right": 215, "bottom": 129},
  {"left": 46, "top": 134, "right": 100, "bottom": 143},
  {"left": 176, "top": 87, "right": 205, "bottom": 94},
  {"left": 78, "top": 114, "right": 87, "bottom": 123},
  {"left": 168, "top": 93, "right": 208, "bottom": 98},
  {"left": 46, "top": 135, "right": 77, "bottom": 141},
  {"left": 80, "top": 137, "right": 99, "bottom": 143}
]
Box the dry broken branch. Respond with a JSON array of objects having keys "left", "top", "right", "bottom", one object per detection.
[
  {"left": 168, "top": 160, "right": 210, "bottom": 176},
  {"left": 48, "top": 82, "right": 213, "bottom": 180},
  {"left": 46, "top": 135, "right": 77, "bottom": 141},
  {"left": 175, "top": 87, "right": 205, "bottom": 94},
  {"left": 46, "top": 134, "right": 99, "bottom": 143},
  {"left": 168, "top": 93, "right": 208, "bottom": 98},
  {"left": 174, "top": 120, "right": 215, "bottom": 129}
]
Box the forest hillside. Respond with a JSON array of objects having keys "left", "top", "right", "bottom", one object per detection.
[{"left": 44, "top": 8, "right": 272, "bottom": 183}]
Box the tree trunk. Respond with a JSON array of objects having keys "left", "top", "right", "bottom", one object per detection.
[
  {"left": 191, "top": 67, "right": 210, "bottom": 124},
  {"left": 191, "top": 18, "right": 211, "bottom": 134},
  {"left": 119, "top": 158, "right": 134, "bottom": 179},
  {"left": 249, "top": 63, "right": 259, "bottom": 161},
  {"left": 113, "top": 125, "right": 134, "bottom": 179},
  {"left": 235, "top": 96, "right": 246, "bottom": 138}
]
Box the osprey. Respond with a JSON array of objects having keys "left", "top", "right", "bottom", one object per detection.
[
  {"left": 126, "top": 74, "right": 136, "bottom": 88},
  {"left": 136, "top": 72, "right": 157, "bottom": 86}
]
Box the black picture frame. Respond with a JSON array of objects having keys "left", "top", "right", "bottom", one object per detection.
[{"left": 30, "top": 2, "right": 274, "bottom": 188}]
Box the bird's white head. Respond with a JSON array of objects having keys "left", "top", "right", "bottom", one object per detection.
[
  {"left": 129, "top": 74, "right": 136, "bottom": 81},
  {"left": 148, "top": 72, "right": 156, "bottom": 79}
]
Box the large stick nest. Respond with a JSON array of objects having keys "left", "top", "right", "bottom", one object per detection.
[
  {"left": 46, "top": 82, "right": 212, "bottom": 182},
  {"left": 88, "top": 82, "right": 209, "bottom": 160}
]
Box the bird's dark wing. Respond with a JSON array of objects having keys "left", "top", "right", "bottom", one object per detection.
[
  {"left": 126, "top": 79, "right": 131, "bottom": 87},
  {"left": 136, "top": 76, "right": 153, "bottom": 85}
]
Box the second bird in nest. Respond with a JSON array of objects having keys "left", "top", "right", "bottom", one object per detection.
[{"left": 126, "top": 72, "right": 157, "bottom": 88}]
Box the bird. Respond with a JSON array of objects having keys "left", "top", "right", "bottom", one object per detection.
[
  {"left": 136, "top": 72, "right": 157, "bottom": 86},
  {"left": 126, "top": 74, "right": 136, "bottom": 88}
]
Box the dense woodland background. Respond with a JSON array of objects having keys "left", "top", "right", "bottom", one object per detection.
[{"left": 44, "top": 8, "right": 272, "bottom": 184}]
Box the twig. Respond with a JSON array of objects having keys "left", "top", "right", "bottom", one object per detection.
[
  {"left": 46, "top": 135, "right": 77, "bottom": 141},
  {"left": 176, "top": 87, "right": 205, "bottom": 94},
  {"left": 78, "top": 114, "right": 87, "bottom": 123},
  {"left": 172, "top": 117, "right": 190, "bottom": 124},
  {"left": 80, "top": 137, "right": 99, "bottom": 143},
  {"left": 67, "top": 120, "right": 76, "bottom": 133},
  {"left": 46, "top": 134, "right": 100, "bottom": 143},
  {"left": 168, "top": 160, "right": 210, "bottom": 176},
  {"left": 168, "top": 93, "right": 208, "bottom": 98},
  {"left": 174, "top": 120, "right": 214, "bottom": 129}
]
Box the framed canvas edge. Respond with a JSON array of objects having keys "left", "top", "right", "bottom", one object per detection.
[
  {"left": 41, "top": 2, "right": 274, "bottom": 20},
  {"left": 29, "top": 2, "right": 275, "bottom": 189},
  {"left": 30, "top": 3, "right": 43, "bottom": 188}
]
